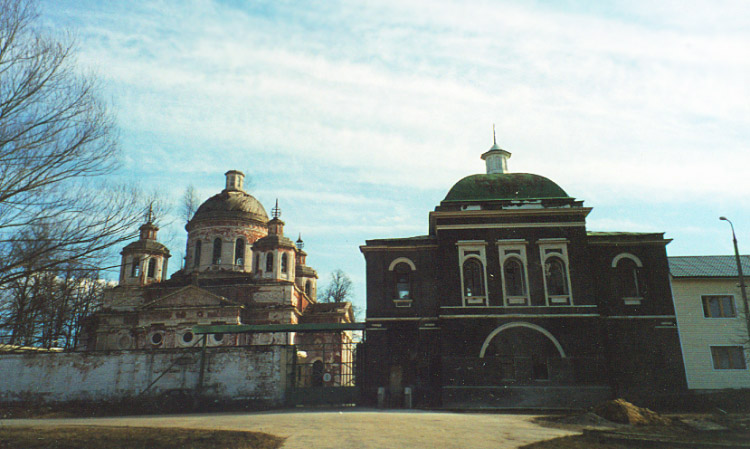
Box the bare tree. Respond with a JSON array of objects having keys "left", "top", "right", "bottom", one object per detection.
[
  {"left": 182, "top": 184, "right": 200, "bottom": 224},
  {"left": 0, "top": 0, "right": 149, "bottom": 286},
  {"left": 319, "top": 269, "right": 354, "bottom": 303},
  {"left": 0, "top": 0, "right": 151, "bottom": 345}
]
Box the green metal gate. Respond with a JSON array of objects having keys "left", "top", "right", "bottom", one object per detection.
[{"left": 286, "top": 341, "right": 362, "bottom": 406}]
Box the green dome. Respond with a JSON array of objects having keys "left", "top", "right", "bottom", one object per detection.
[{"left": 444, "top": 173, "right": 570, "bottom": 202}]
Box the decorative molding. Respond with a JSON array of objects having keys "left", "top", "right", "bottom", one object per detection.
[{"left": 479, "top": 322, "right": 566, "bottom": 358}]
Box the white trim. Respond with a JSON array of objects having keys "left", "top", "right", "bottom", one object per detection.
[
  {"left": 538, "top": 241, "right": 573, "bottom": 306},
  {"left": 497, "top": 240, "right": 531, "bottom": 307},
  {"left": 479, "top": 322, "right": 566, "bottom": 358},
  {"left": 437, "top": 222, "right": 585, "bottom": 231},
  {"left": 611, "top": 252, "right": 643, "bottom": 268},
  {"left": 388, "top": 257, "right": 416, "bottom": 271},
  {"left": 457, "top": 242, "right": 489, "bottom": 307},
  {"left": 607, "top": 315, "right": 676, "bottom": 319},
  {"left": 366, "top": 317, "right": 424, "bottom": 321},
  {"left": 439, "top": 314, "right": 599, "bottom": 318},
  {"left": 537, "top": 238, "right": 570, "bottom": 243}
]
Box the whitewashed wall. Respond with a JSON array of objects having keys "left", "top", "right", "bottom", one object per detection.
[
  {"left": 0, "top": 346, "right": 288, "bottom": 404},
  {"left": 672, "top": 277, "right": 750, "bottom": 390}
]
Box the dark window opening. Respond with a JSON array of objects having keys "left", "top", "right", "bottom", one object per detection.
[
  {"left": 266, "top": 252, "right": 274, "bottom": 272},
  {"left": 212, "top": 238, "right": 222, "bottom": 265},
  {"left": 616, "top": 258, "right": 643, "bottom": 297},
  {"left": 131, "top": 257, "right": 140, "bottom": 277},
  {"left": 305, "top": 281, "right": 312, "bottom": 297},
  {"left": 281, "top": 253, "right": 288, "bottom": 273},
  {"left": 235, "top": 238, "right": 245, "bottom": 265},
  {"left": 545, "top": 257, "right": 569, "bottom": 296},
  {"left": 703, "top": 295, "right": 736, "bottom": 318},
  {"left": 182, "top": 332, "right": 194, "bottom": 344},
  {"left": 255, "top": 253, "right": 260, "bottom": 271},
  {"left": 147, "top": 258, "right": 156, "bottom": 278},
  {"left": 463, "top": 258, "right": 485, "bottom": 297},
  {"left": 394, "top": 262, "right": 412, "bottom": 299},
  {"left": 151, "top": 333, "right": 163, "bottom": 345},
  {"left": 504, "top": 258, "right": 526, "bottom": 297},
  {"left": 194, "top": 240, "right": 202, "bottom": 267}
]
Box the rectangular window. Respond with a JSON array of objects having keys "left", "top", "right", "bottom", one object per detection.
[
  {"left": 702, "top": 295, "right": 736, "bottom": 318},
  {"left": 711, "top": 346, "right": 747, "bottom": 370}
]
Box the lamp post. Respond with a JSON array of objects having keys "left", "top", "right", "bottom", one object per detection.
[{"left": 719, "top": 216, "right": 750, "bottom": 340}]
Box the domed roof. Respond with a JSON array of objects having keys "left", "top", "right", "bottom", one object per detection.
[
  {"left": 443, "top": 173, "right": 570, "bottom": 202},
  {"left": 190, "top": 190, "right": 268, "bottom": 226}
]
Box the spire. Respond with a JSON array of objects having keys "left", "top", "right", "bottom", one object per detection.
[
  {"left": 146, "top": 203, "right": 155, "bottom": 224},
  {"left": 481, "top": 125, "right": 511, "bottom": 174},
  {"left": 272, "top": 199, "right": 281, "bottom": 219},
  {"left": 296, "top": 233, "right": 304, "bottom": 250}
]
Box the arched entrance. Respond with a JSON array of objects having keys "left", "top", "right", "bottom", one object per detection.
[{"left": 479, "top": 322, "right": 566, "bottom": 382}]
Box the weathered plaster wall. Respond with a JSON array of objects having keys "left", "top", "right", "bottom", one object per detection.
[{"left": 0, "top": 346, "right": 288, "bottom": 405}]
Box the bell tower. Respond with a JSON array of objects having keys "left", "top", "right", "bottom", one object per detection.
[{"left": 119, "top": 207, "right": 171, "bottom": 287}]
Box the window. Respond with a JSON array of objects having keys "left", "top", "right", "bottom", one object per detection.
[
  {"left": 497, "top": 240, "right": 530, "bottom": 306},
  {"left": 266, "top": 252, "right": 274, "bottom": 272},
  {"left": 147, "top": 258, "right": 156, "bottom": 278},
  {"left": 538, "top": 239, "right": 573, "bottom": 305},
  {"left": 131, "top": 257, "right": 140, "bottom": 277},
  {"left": 457, "top": 241, "right": 488, "bottom": 305},
  {"left": 703, "top": 295, "right": 736, "bottom": 318},
  {"left": 194, "top": 240, "right": 202, "bottom": 267},
  {"left": 281, "top": 253, "right": 288, "bottom": 273},
  {"left": 615, "top": 258, "right": 643, "bottom": 298},
  {"left": 255, "top": 253, "right": 260, "bottom": 272},
  {"left": 182, "top": 331, "right": 194, "bottom": 344},
  {"left": 150, "top": 332, "right": 163, "bottom": 345},
  {"left": 235, "top": 238, "right": 245, "bottom": 265},
  {"left": 463, "top": 258, "right": 485, "bottom": 297},
  {"left": 504, "top": 258, "right": 526, "bottom": 297},
  {"left": 711, "top": 346, "right": 747, "bottom": 369},
  {"left": 305, "top": 281, "right": 312, "bottom": 297},
  {"left": 393, "top": 262, "right": 412, "bottom": 299},
  {"left": 212, "top": 238, "right": 222, "bottom": 265},
  {"left": 545, "top": 257, "right": 569, "bottom": 296}
]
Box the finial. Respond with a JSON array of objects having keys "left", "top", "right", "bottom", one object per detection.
[
  {"left": 272, "top": 199, "right": 281, "bottom": 219},
  {"left": 493, "top": 124, "right": 497, "bottom": 146},
  {"left": 146, "top": 203, "right": 154, "bottom": 223},
  {"left": 296, "top": 233, "right": 304, "bottom": 249}
]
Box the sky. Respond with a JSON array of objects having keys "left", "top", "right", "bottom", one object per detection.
[{"left": 40, "top": 0, "right": 750, "bottom": 314}]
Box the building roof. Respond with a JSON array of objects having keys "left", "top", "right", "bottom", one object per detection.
[
  {"left": 443, "top": 173, "right": 570, "bottom": 202},
  {"left": 669, "top": 255, "right": 750, "bottom": 278},
  {"left": 189, "top": 190, "right": 268, "bottom": 227}
]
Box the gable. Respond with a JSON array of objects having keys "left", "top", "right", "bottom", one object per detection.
[{"left": 139, "top": 285, "right": 240, "bottom": 309}]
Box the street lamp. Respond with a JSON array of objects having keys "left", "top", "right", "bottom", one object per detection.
[{"left": 719, "top": 216, "right": 750, "bottom": 340}]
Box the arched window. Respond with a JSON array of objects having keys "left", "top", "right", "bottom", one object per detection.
[
  {"left": 545, "top": 257, "right": 569, "bottom": 296},
  {"left": 503, "top": 258, "right": 526, "bottom": 296},
  {"left": 616, "top": 258, "right": 642, "bottom": 297},
  {"left": 305, "top": 281, "right": 312, "bottom": 297},
  {"left": 235, "top": 238, "right": 245, "bottom": 265},
  {"left": 266, "top": 252, "right": 274, "bottom": 272},
  {"left": 194, "top": 240, "right": 202, "bottom": 267},
  {"left": 147, "top": 258, "right": 156, "bottom": 278},
  {"left": 462, "top": 258, "right": 485, "bottom": 297},
  {"left": 281, "top": 253, "right": 288, "bottom": 273},
  {"left": 394, "top": 262, "right": 412, "bottom": 299},
  {"left": 212, "top": 238, "right": 222, "bottom": 265},
  {"left": 131, "top": 257, "right": 140, "bottom": 277}
]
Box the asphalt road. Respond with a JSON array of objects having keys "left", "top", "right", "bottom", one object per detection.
[{"left": 1, "top": 409, "right": 576, "bottom": 449}]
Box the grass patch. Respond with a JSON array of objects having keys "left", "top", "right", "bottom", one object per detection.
[{"left": 0, "top": 426, "right": 284, "bottom": 449}]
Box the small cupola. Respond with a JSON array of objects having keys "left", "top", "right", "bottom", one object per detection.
[
  {"left": 268, "top": 199, "right": 285, "bottom": 236},
  {"left": 224, "top": 170, "right": 245, "bottom": 192},
  {"left": 139, "top": 205, "right": 159, "bottom": 240},
  {"left": 480, "top": 126, "right": 511, "bottom": 174}
]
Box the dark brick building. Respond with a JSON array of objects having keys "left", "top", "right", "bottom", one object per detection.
[{"left": 360, "top": 138, "right": 686, "bottom": 408}]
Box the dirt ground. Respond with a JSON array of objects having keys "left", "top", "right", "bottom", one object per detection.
[{"left": 0, "top": 409, "right": 576, "bottom": 449}]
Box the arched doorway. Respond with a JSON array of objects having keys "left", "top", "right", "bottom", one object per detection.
[{"left": 479, "top": 322, "right": 566, "bottom": 383}]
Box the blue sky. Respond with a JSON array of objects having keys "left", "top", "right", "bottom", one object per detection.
[{"left": 40, "top": 0, "right": 750, "bottom": 313}]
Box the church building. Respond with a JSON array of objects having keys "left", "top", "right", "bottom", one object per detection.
[
  {"left": 81, "top": 171, "right": 353, "bottom": 386},
  {"left": 360, "top": 137, "right": 687, "bottom": 409}
]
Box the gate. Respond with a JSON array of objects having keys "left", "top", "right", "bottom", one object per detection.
[{"left": 286, "top": 341, "right": 362, "bottom": 406}]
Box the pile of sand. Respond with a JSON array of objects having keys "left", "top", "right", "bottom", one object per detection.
[{"left": 592, "top": 398, "right": 672, "bottom": 426}]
